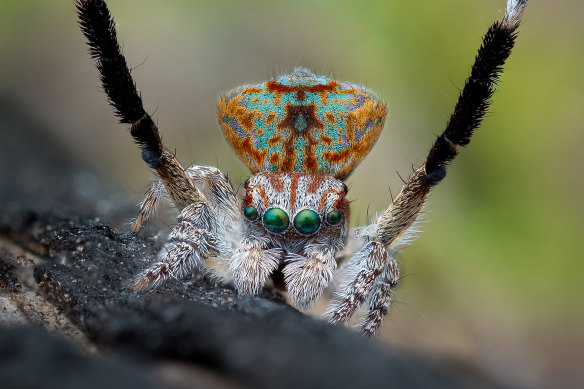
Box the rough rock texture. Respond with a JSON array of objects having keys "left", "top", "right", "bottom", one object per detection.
[
  {"left": 0, "top": 258, "right": 20, "bottom": 292},
  {"left": 0, "top": 96, "right": 510, "bottom": 388}
]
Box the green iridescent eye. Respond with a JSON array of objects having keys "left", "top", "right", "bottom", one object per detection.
[
  {"left": 326, "top": 211, "right": 343, "bottom": 225},
  {"left": 293, "top": 209, "right": 321, "bottom": 235},
  {"left": 263, "top": 208, "right": 289, "bottom": 233},
  {"left": 243, "top": 206, "right": 258, "bottom": 221}
]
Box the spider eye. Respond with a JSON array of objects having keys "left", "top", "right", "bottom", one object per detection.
[
  {"left": 326, "top": 211, "right": 343, "bottom": 225},
  {"left": 243, "top": 206, "right": 258, "bottom": 221},
  {"left": 293, "top": 209, "right": 321, "bottom": 235},
  {"left": 263, "top": 208, "right": 289, "bottom": 233}
]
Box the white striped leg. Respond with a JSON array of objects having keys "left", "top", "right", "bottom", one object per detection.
[
  {"left": 327, "top": 169, "right": 426, "bottom": 334},
  {"left": 130, "top": 165, "right": 238, "bottom": 233},
  {"left": 130, "top": 179, "right": 166, "bottom": 233},
  {"left": 327, "top": 241, "right": 388, "bottom": 324},
  {"left": 185, "top": 165, "right": 239, "bottom": 221},
  {"left": 129, "top": 202, "right": 228, "bottom": 291},
  {"left": 360, "top": 258, "right": 400, "bottom": 338}
]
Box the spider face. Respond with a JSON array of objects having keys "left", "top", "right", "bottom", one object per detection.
[{"left": 242, "top": 172, "right": 348, "bottom": 250}]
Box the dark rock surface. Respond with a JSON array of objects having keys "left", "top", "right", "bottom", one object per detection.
[
  {"left": 0, "top": 96, "right": 510, "bottom": 388},
  {"left": 0, "top": 326, "right": 162, "bottom": 389},
  {"left": 0, "top": 257, "right": 21, "bottom": 292}
]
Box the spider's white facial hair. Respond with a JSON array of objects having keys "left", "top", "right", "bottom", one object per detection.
[
  {"left": 235, "top": 172, "right": 348, "bottom": 307},
  {"left": 242, "top": 172, "right": 348, "bottom": 252}
]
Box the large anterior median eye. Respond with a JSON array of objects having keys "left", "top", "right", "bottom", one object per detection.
[
  {"left": 293, "top": 209, "right": 321, "bottom": 235},
  {"left": 263, "top": 208, "right": 289, "bottom": 233}
]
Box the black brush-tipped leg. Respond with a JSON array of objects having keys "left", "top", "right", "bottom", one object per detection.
[
  {"left": 75, "top": 0, "right": 163, "bottom": 164},
  {"left": 424, "top": 1, "right": 526, "bottom": 184}
]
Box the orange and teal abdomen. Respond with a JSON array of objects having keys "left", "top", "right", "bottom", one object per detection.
[{"left": 218, "top": 67, "right": 387, "bottom": 180}]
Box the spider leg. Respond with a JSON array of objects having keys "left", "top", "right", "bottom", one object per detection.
[
  {"left": 128, "top": 165, "right": 239, "bottom": 289},
  {"left": 283, "top": 246, "right": 337, "bottom": 309},
  {"left": 329, "top": 0, "right": 527, "bottom": 334},
  {"left": 129, "top": 201, "right": 231, "bottom": 291},
  {"left": 184, "top": 165, "right": 240, "bottom": 221},
  {"left": 130, "top": 179, "right": 166, "bottom": 233},
  {"left": 328, "top": 240, "right": 390, "bottom": 324},
  {"left": 130, "top": 165, "right": 239, "bottom": 233},
  {"left": 76, "top": 0, "right": 203, "bottom": 210},
  {"left": 361, "top": 257, "right": 399, "bottom": 338}
]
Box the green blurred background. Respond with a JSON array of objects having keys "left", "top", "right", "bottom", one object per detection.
[{"left": 0, "top": 0, "right": 582, "bottom": 387}]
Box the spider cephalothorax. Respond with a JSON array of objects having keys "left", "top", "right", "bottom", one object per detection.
[
  {"left": 238, "top": 171, "right": 349, "bottom": 307},
  {"left": 76, "top": 0, "right": 527, "bottom": 337}
]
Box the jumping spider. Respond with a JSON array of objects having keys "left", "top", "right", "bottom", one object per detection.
[{"left": 76, "top": 0, "right": 527, "bottom": 337}]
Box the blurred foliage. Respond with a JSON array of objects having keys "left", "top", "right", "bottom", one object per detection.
[{"left": 0, "top": 0, "right": 582, "bottom": 386}]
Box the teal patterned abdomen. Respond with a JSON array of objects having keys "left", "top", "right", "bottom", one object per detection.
[{"left": 218, "top": 67, "right": 387, "bottom": 180}]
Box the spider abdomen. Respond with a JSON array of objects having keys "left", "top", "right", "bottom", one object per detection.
[{"left": 218, "top": 67, "right": 387, "bottom": 180}]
